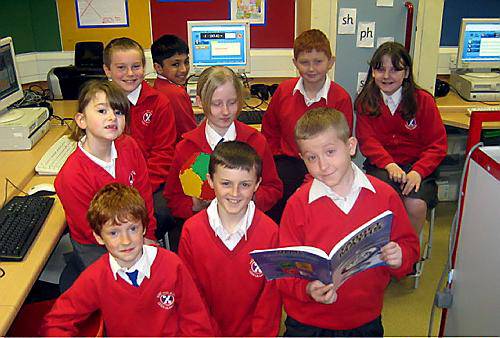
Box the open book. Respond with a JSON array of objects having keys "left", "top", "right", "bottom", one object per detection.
[{"left": 250, "top": 210, "right": 393, "bottom": 291}]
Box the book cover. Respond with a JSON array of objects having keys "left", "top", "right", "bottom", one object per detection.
[
  {"left": 179, "top": 151, "right": 215, "bottom": 200},
  {"left": 250, "top": 210, "right": 393, "bottom": 290}
]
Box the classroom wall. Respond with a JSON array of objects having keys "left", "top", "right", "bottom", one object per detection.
[{"left": 0, "top": 0, "right": 61, "bottom": 53}]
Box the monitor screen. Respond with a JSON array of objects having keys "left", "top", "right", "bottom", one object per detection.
[
  {"left": 0, "top": 37, "right": 23, "bottom": 115},
  {"left": 457, "top": 18, "right": 500, "bottom": 70},
  {"left": 187, "top": 20, "right": 250, "bottom": 75}
]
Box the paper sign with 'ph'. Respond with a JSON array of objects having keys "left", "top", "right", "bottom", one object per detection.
[{"left": 179, "top": 152, "right": 215, "bottom": 200}]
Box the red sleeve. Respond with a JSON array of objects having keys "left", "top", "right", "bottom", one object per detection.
[
  {"left": 355, "top": 110, "right": 395, "bottom": 169},
  {"left": 262, "top": 84, "right": 284, "bottom": 155},
  {"left": 41, "top": 268, "right": 100, "bottom": 336},
  {"left": 251, "top": 232, "right": 282, "bottom": 336},
  {"left": 276, "top": 198, "right": 315, "bottom": 303},
  {"left": 175, "top": 261, "right": 216, "bottom": 336},
  {"left": 252, "top": 135, "right": 283, "bottom": 212},
  {"left": 131, "top": 140, "right": 157, "bottom": 240},
  {"left": 164, "top": 142, "right": 195, "bottom": 220},
  {"left": 387, "top": 190, "right": 420, "bottom": 279},
  {"left": 146, "top": 95, "right": 177, "bottom": 191},
  {"left": 410, "top": 95, "right": 447, "bottom": 178}
]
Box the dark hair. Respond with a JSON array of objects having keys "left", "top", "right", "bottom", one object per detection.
[
  {"left": 103, "top": 37, "right": 145, "bottom": 68},
  {"left": 354, "top": 41, "right": 419, "bottom": 122},
  {"left": 208, "top": 141, "right": 262, "bottom": 179},
  {"left": 151, "top": 34, "right": 189, "bottom": 65},
  {"left": 71, "top": 80, "right": 130, "bottom": 141},
  {"left": 295, "top": 107, "right": 350, "bottom": 144},
  {"left": 87, "top": 183, "right": 148, "bottom": 235},
  {"left": 294, "top": 29, "right": 332, "bottom": 59}
]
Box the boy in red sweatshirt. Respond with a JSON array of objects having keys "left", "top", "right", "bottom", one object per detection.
[
  {"left": 262, "top": 29, "right": 353, "bottom": 223},
  {"left": 104, "top": 37, "right": 177, "bottom": 246},
  {"left": 151, "top": 34, "right": 197, "bottom": 141},
  {"left": 178, "top": 141, "right": 282, "bottom": 336},
  {"left": 278, "top": 107, "right": 419, "bottom": 336},
  {"left": 41, "top": 183, "right": 213, "bottom": 337}
]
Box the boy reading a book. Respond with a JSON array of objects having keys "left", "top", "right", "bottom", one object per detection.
[
  {"left": 41, "top": 183, "right": 213, "bottom": 337},
  {"left": 278, "top": 107, "right": 419, "bottom": 336},
  {"left": 178, "top": 141, "right": 282, "bottom": 336}
]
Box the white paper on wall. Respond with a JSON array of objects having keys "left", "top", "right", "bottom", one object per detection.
[
  {"left": 377, "top": 36, "right": 395, "bottom": 48},
  {"left": 376, "top": 0, "right": 394, "bottom": 7},
  {"left": 357, "top": 72, "right": 368, "bottom": 93},
  {"left": 356, "top": 22, "right": 375, "bottom": 48},
  {"left": 338, "top": 8, "right": 357, "bottom": 35}
]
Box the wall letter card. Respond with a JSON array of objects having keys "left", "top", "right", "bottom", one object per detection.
[
  {"left": 338, "top": 8, "right": 356, "bottom": 35},
  {"left": 356, "top": 22, "right": 375, "bottom": 48}
]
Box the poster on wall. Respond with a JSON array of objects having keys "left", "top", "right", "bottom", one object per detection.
[
  {"left": 76, "top": 0, "right": 129, "bottom": 28},
  {"left": 230, "top": 0, "right": 266, "bottom": 25}
]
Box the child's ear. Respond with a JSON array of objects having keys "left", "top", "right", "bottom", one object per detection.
[
  {"left": 195, "top": 95, "right": 202, "bottom": 107},
  {"left": 153, "top": 62, "right": 163, "bottom": 75},
  {"left": 93, "top": 231, "right": 105, "bottom": 246},
  {"left": 103, "top": 64, "right": 112, "bottom": 79},
  {"left": 347, "top": 136, "right": 358, "bottom": 156},
  {"left": 328, "top": 56, "right": 335, "bottom": 69},
  {"left": 254, "top": 177, "right": 262, "bottom": 192},
  {"left": 74, "top": 112, "right": 87, "bottom": 130},
  {"left": 206, "top": 173, "right": 214, "bottom": 189},
  {"left": 292, "top": 58, "right": 298, "bottom": 69}
]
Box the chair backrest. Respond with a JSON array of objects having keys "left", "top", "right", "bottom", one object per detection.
[{"left": 75, "top": 41, "right": 104, "bottom": 70}]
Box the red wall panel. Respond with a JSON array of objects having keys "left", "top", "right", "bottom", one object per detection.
[{"left": 150, "top": 0, "right": 295, "bottom": 48}]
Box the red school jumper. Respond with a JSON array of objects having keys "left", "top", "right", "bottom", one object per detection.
[
  {"left": 41, "top": 248, "right": 214, "bottom": 337},
  {"left": 262, "top": 77, "right": 354, "bottom": 158},
  {"left": 178, "top": 209, "right": 282, "bottom": 336},
  {"left": 278, "top": 176, "right": 420, "bottom": 330},
  {"left": 153, "top": 77, "right": 197, "bottom": 141},
  {"left": 128, "top": 81, "right": 177, "bottom": 191},
  {"left": 55, "top": 135, "right": 157, "bottom": 243},
  {"left": 355, "top": 89, "right": 447, "bottom": 178},
  {"left": 164, "top": 120, "right": 283, "bottom": 219}
]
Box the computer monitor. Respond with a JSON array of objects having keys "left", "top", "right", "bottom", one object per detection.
[
  {"left": 187, "top": 20, "right": 251, "bottom": 75},
  {"left": 457, "top": 18, "right": 500, "bottom": 73},
  {"left": 0, "top": 37, "right": 23, "bottom": 117}
]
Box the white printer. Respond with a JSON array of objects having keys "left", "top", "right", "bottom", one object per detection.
[{"left": 0, "top": 107, "right": 51, "bottom": 151}]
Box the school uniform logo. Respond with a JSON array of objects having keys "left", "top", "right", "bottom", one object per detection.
[
  {"left": 142, "top": 111, "right": 153, "bottom": 126},
  {"left": 249, "top": 259, "right": 263, "bottom": 278},
  {"left": 157, "top": 291, "right": 175, "bottom": 309},
  {"left": 405, "top": 118, "right": 417, "bottom": 130},
  {"left": 129, "top": 170, "right": 136, "bottom": 186}
]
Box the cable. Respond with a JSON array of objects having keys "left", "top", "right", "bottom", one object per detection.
[
  {"left": 2, "top": 177, "right": 28, "bottom": 209},
  {"left": 427, "top": 141, "right": 483, "bottom": 337}
]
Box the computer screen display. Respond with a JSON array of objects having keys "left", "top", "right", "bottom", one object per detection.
[
  {"left": 457, "top": 18, "right": 500, "bottom": 70},
  {"left": 0, "top": 37, "right": 23, "bottom": 115},
  {"left": 187, "top": 20, "right": 250, "bottom": 74}
]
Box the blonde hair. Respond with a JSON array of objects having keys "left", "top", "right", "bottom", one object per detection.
[
  {"left": 103, "top": 37, "right": 146, "bottom": 68},
  {"left": 295, "top": 107, "right": 350, "bottom": 143},
  {"left": 196, "top": 66, "right": 243, "bottom": 117},
  {"left": 71, "top": 80, "right": 130, "bottom": 141}
]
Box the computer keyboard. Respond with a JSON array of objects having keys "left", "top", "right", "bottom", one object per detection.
[
  {"left": 36, "top": 135, "right": 77, "bottom": 175},
  {"left": 237, "top": 110, "right": 265, "bottom": 125},
  {"left": 0, "top": 195, "right": 54, "bottom": 261},
  {"left": 466, "top": 106, "right": 500, "bottom": 116}
]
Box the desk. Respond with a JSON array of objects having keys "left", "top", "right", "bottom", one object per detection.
[
  {"left": 436, "top": 91, "right": 500, "bottom": 129},
  {"left": 0, "top": 100, "right": 76, "bottom": 335}
]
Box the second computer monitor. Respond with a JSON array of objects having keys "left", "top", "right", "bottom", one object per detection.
[
  {"left": 187, "top": 20, "right": 251, "bottom": 75},
  {"left": 457, "top": 18, "right": 500, "bottom": 72}
]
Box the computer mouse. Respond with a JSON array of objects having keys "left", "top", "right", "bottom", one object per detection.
[{"left": 27, "top": 183, "right": 56, "bottom": 197}]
